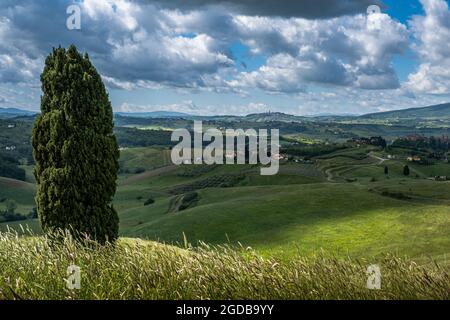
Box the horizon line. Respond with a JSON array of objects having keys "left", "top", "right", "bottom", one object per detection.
[{"left": 1, "top": 102, "right": 450, "bottom": 118}]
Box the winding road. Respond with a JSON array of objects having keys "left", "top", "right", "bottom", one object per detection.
[{"left": 324, "top": 152, "right": 388, "bottom": 182}]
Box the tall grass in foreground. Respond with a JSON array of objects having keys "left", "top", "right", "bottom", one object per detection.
[{"left": 0, "top": 230, "right": 448, "bottom": 300}]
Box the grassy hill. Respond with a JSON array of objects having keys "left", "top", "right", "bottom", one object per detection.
[
  {"left": 119, "top": 147, "right": 172, "bottom": 175},
  {"left": 118, "top": 180, "right": 450, "bottom": 264},
  {"left": 1, "top": 145, "right": 450, "bottom": 265},
  {"left": 0, "top": 177, "right": 35, "bottom": 214},
  {"left": 114, "top": 146, "right": 449, "bottom": 264},
  {"left": 0, "top": 176, "right": 38, "bottom": 233},
  {"left": 0, "top": 233, "right": 447, "bottom": 299}
]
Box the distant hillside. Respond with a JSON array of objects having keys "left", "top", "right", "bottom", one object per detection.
[
  {"left": 115, "top": 111, "right": 192, "bottom": 118},
  {"left": 0, "top": 108, "right": 37, "bottom": 118},
  {"left": 114, "top": 104, "right": 450, "bottom": 121},
  {"left": 359, "top": 103, "right": 450, "bottom": 119},
  {"left": 6, "top": 103, "right": 450, "bottom": 122},
  {"left": 244, "top": 112, "right": 306, "bottom": 123}
]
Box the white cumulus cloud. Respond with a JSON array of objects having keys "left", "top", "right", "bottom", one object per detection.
[{"left": 406, "top": 0, "right": 450, "bottom": 94}]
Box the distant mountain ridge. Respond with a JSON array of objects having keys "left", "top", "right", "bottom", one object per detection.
[
  {"left": 359, "top": 103, "right": 450, "bottom": 119},
  {"left": 0, "top": 107, "right": 37, "bottom": 115},
  {"left": 243, "top": 112, "right": 306, "bottom": 122},
  {"left": 3, "top": 103, "right": 450, "bottom": 121},
  {"left": 0, "top": 107, "right": 37, "bottom": 118},
  {"left": 115, "top": 111, "right": 192, "bottom": 118}
]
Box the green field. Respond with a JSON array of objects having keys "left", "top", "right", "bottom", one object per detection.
[
  {"left": 0, "top": 177, "right": 35, "bottom": 215},
  {"left": 119, "top": 147, "right": 172, "bottom": 176},
  {"left": 117, "top": 181, "right": 450, "bottom": 264},
  {"left": 1, "top": 145, "right": 449, "bottom": 266}
]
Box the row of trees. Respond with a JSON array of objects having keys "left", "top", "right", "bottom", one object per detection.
[
  {"left": 392, "top": 136, "right": 450, "bottom": 152},
  {"left": 383, "top": 165, "right": 410, "bottom": 176},
  {"left": 282, "top": 143, "right": 347, "bottom": 158}
]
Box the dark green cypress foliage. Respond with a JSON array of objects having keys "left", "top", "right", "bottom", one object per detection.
[
  {"left": 32, "top": 45, "right": 119, "bottom": 244},
  {"left": 403, "top": 165, "right": 410, "bottom": 176}
]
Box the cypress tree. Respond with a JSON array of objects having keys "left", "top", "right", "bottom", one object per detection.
[
  {"left": 403, "top": 165, "right": 410, "bottom": 176},
  {"left": 32, "top": 45, "right": 119, "bottom": 244}
]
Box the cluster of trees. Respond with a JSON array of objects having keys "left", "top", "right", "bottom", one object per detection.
[
  {"left": 0, "top": 199, "right": 36, "bottom": 223},
  {"left": 144, "top": 198, "right": 155, "bottom": 206},
  {"left": 179, "top": 192, "right": 199, "bottom": 211},
  {"left": 368, "top": 136, "right": 387, "bottom": 148},
  {"left": 115, "top": 127, "right": 175, "bottom": 147},
  {"left": 392, "top": 136, "right": 450, "bottom": 152},
  {"left": 403, "top": 165, "right": 410, "bottom": 176},
  {"left": 282, "top": 143, "right": 347, "bottom": 158},
  {"left": 0, "top": 153, "right": 26, "bottom": 181},
  {"left": 349, "top": 136, "right": 387, "bottom": 148}
]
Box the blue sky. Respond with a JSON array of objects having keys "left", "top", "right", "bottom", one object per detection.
[
  {"left": 385, "top": 0, "right": 423, "bottom": 81},
  {"left": 384, "top": 0, "right": 424, "bottom": 23},
  {"left": 1, "top": 0, "right": 450, "bottom": 115}
]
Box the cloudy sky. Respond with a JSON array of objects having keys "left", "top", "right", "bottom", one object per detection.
[{"left": 1, "top": 0, "right": 450, "bottom": 115}]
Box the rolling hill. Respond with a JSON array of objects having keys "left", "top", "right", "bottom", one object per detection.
[
  {"left": 0, "top": 107, "right": 37, "bottom": 118},
  {"left": 115, "top": 111, "right": 193, "bottom": 118},
  {"left": 5, "top": 102, "right": 450, "bottom": 122},
  {"left": 1, "top": 102, "right": 450, "bottom": 265},
  {"left": 359, "top": 103, "right": 450, "bottom": 120},
  {"left": 114, "top": 104, "right": 450, "bottom": 121},
  {"left": 2, "top": 142, "right": 450, "bottom": 264},
  {"left": 113, "top": 154, "right": 450, "bottom": 264},
  {"left": 244, "top": 112, "right": 306, "bottom": 122}
]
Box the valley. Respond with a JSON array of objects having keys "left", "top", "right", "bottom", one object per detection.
[{"left": 1, "top": 104, "right": 450, "bottom": 265}]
